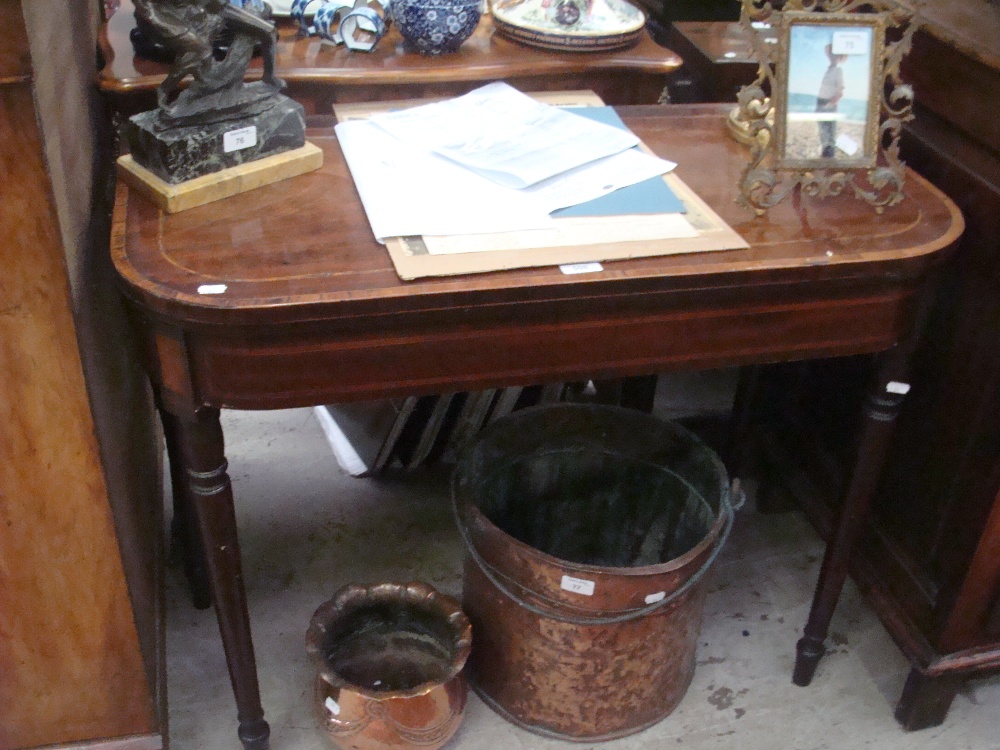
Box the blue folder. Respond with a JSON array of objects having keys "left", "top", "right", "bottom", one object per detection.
[{"left": 552, "top": 107, "right": 686, "bottom": 218}]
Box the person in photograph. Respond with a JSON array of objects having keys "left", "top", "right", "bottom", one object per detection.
[{"left": 815, "top": 43, "right": 847, "bottom": 158}]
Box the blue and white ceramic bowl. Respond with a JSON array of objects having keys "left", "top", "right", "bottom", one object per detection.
[{"left": 392, "top": 0, "right": 482, "bottom": 54}]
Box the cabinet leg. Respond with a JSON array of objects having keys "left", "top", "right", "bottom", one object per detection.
[
  {"left": 176, "top": 408, "right": 270, "bottom": 750},
  {"left": 725, "top": 364, "right": 762, "bottom": 477},
  {"left": 162, "top": 409, "right": 212, "bottom": 610},
  {"left": 794, "top": 360, "right": 909, "bottom": 686},
  {"left": 619, "top": 374, "right": 659, "bottom": 412},
  {"left": 755, "top": 455, "right": 799, "bottom": 515},
  {"left": 894, "top": 668, "right": 963, "bottom": 730}
]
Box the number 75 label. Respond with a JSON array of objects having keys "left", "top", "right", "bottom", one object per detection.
[{"left": 831, "top": 30, "right": 869, "bottom": 56}]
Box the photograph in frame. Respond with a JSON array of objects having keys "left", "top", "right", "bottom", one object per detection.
[
  {"left": 782, "top": 22, "right": 875, "bottom": 164},
  {"left": 736, "top": 1, "right": 916, "bottom": 213}
]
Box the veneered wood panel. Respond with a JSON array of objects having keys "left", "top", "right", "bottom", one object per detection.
[
  {"left": 0, "top": 43, "right": 155, "bottom": 750},
  {"left": 188, "top": 289, "right": 910, "bottom": 408},
  {"left": 21, "top": 0, "right": 165, "bottom": 720},
  {"left": 902, "top": 28, "right": 1000, "bottom": 152},
  {"left": 0, "top": 0, "right": 29, "bottom": 82},
  {"left": 938, "top": 483, "right": 1000, "bottom": 650},
  {"left": 867, "top": 109, "right": 1000, "bottom": 644}
]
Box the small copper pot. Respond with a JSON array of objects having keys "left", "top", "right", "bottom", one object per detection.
[{"left": 306, "top": 582, "right": 472, "bottom": 750}]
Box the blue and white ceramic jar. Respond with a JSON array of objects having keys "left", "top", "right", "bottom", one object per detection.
[{"left": 391, "top": 0, "right": 482, "bottom": 54}]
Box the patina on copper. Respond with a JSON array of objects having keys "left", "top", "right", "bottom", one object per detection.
[
  {"left": 305, "top": 582, "right": 472, "bottom": 750},
  {"left": 453, "top": 404, "right": 733, "bottom": 741}
]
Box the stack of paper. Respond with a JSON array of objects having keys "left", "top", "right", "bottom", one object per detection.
[
  {"left": 333, "top": 84, "right": 750, "bottom": 279},
  {"left": 334, "top": 82, "right": 686, "bottom": 244}
]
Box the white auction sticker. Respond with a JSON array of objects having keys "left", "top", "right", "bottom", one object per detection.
[
  {"left": 197, "top": 284, "right": 228, "bottom": 295},
  {"left": 224, "top": 126, "right": 258, "bottom": 153},
  {"left": 560, "top": 262, "right": 603, "bottom": 275},
  {"left": 836, "top": 133, "right": 860, "bottom": 157},
  {"left": 561, "top": 575, "right": 595, "bottom": 596},
  {"left": 832, "top": 30, "right": 869, "bottom": 56},
  {"left": 324, "top": 696, "right": 341, "bottom": 716},
  {"left": 886, "top": 381, "right": 911, "bottom": 395}
]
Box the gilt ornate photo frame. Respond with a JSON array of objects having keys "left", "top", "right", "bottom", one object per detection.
[{"left": 736, "top": 0, "right": 918, "bottom": 214}]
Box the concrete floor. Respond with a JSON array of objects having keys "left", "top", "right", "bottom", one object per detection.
[{"left": 165, "top": 378, "right": 1000, "bottom": 750}]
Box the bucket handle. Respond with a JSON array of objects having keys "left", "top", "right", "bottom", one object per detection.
[{"left": 454, "top": 478, "right": 745, "bottom": 627}]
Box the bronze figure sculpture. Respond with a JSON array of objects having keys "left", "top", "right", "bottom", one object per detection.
[
  {"left": 134, "top": 0, "right": 284, "bottom": 121},
  {"left": 126, "top": 0, "right": 308, "bottom": 185}
]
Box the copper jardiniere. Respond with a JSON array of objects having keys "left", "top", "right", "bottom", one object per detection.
[{"left": 306, "top": 582, "right": 472, "bottom": 750}]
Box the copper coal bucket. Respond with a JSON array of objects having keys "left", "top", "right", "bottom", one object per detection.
[{"left": 452, "top": 404, "right": 734, "bottom": 741}]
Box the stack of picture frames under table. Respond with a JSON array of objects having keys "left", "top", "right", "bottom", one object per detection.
[{"left": 314, "top": 384, "right": 574, "bottom": 476}]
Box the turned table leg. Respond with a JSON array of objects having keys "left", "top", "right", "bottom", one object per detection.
[
  {"left": 793, "top": 259, "right": 946, "bottom": 689},
  {"left": 161, "top": 409, "right": 212, "bottom": 610},
  {"left": 175, "top": 407, "right": 270, "bottom": 750},
  {"left": 793, "top": 354, "right": 910, "bottom": 687}
]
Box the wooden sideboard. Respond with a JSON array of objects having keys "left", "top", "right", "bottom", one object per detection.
[
  {"left": 663, "top": 21, "right": 762, "bottom": 103},
  {"left": 842, "top": 6, "right": 1000, "bottom": 728},
  {"left": 97, "top": 0, "right": 682, "bottom": 118},
  {"left": 663, "top": 4, "right": 1000, "bottom": 729}
]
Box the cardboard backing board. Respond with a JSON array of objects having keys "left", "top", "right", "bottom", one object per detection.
[
  {"left": 385, "top": 173, "right": 748, "bottom": 279},
  {"left": 332, "top": 90, "right": 606, "bottom": 122}
]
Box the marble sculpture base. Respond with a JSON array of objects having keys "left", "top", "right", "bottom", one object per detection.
[{"left": 126, "top": 93, "right": 306, "bottom": 185}]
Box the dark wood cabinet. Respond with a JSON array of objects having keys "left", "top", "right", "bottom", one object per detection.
[
  {"left": 844, "top": 13, "right": 1000, "bottom": 725},
  {"left": 662, "top": 22, "right": 762, "bottom": 104},
  {"left": 665, "top": 3, "right": 1000, "bottom": 729},
  {"left": 1, "top": 0, "right": 163, "bottom": 747}
]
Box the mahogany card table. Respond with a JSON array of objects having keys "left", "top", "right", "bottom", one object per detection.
[{"left": 111, "top": 104, "right": 962, "bottom": 749}]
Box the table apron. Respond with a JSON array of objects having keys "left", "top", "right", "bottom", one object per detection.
[{"left": 145, "top": 285, "right": 917, "bottom": 413}]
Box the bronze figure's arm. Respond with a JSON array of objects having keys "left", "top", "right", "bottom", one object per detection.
[
  {"left": 219, "top": 2, "right": 282, "bottom": 88},
  {"left": 135, "top": 0, "right": 224, "bottom": 109},
  {"left": 135, "top": 0, "right": 282, "bottom": 113}
]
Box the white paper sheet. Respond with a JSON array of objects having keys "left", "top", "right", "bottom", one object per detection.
[
  {"left": 522, "top": 148, "right": 677, "bottom": 213},
  {"left": 335, "top": 119, "right": 554, "bottom": 242},
  {"left": 421, "top": 213, "right": 699, "bottom": 255},
  {"left": 369, "top": 82, "right": 640, "bottom": 189}
]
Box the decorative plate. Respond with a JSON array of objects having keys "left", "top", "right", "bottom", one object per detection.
[
  {"left": 267, "top": 0, "right": 294, "bottom": 15},
  {"left": 490, "top": 0, "right": 645, "bottom": 52}
]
